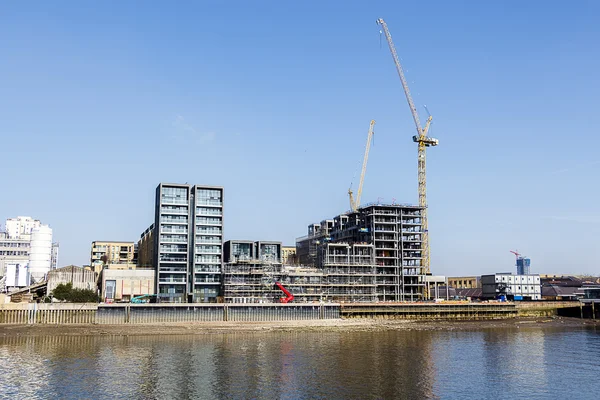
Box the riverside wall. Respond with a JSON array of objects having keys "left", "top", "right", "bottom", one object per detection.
[
  {"left": 0, "top": 303, "right": 340, "bottom": 324},
  {"left": 515, "top": 301, "right": 579, "bottom": 317},
  {"left": 0, "top": 302, "right": 529, "bottom": 325}
]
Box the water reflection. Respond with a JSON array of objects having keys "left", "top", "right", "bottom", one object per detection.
[{"left": 0, "top": 327, "right": 598, "bottom": 399}]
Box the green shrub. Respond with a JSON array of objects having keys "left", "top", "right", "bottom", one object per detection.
[{"left": 51, "top": 282, "right": 99, "bottom": 303}]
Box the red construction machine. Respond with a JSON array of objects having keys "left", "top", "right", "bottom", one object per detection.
[{"left": 275, "top": 282, "right": 294, "bottom": 303}]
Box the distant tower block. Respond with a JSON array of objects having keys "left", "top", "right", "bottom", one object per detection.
[{"left": 516, "top": 257, "right": 531, "bottom": 275}]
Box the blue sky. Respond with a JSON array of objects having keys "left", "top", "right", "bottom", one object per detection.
[{"left": 1, "top": 1, "right": 599, "bottom": 275}]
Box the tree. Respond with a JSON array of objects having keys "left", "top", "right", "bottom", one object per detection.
[
  {"left": 51, "top": 282, "right": 99, "bottom": 303},
  {"left": 52, "top": 282, "right": 73, "bottom": 301}
]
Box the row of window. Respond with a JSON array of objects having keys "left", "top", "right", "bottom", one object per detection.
[
  {"left": 160, "top": 245, "right": 187, "bottom": 253},
  {"left": 160, "top": 234, "right": 187, "bottom": 243},
  {"left": 161, "top": 205, "right": 188, "bottom": 214},
  {"left": 196, "top": 189, "right": 222, "bottom": 200},
  {"left": 196, "top": 207, "right": 222, "bottom": 216},
  {"left": 197, "top": 227, "right": 222, "bottom": 234},
  {"left": 195, "top": 245, "right": 221, "bottom": 253},
  {"left": 161, "top": 216, "right": 188, "bottom": 222},
  {"left": 0, "top": 251, "right": 28, "bottom": 256},
  {"left": 195, "top": 236, "right": 221, "bottom": 244},
  {"left": 160, "top": 225, "right": 188, "bottom": 234},
  {"left": 195, "top": 255, "right": 221, "bottom": 263},
  {"left": 196, "top": 217, "right": 222, "bottom": 225},
  {"left": 0, "top": 242, "right": 30, "bottom": 248}
]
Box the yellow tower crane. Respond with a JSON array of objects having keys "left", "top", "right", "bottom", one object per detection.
[
  {"left": 349, "top": 120, "right": 376, "bottom": 212},
  {"left": 377, "top": 18, "right": 438, "bottom": 283}
]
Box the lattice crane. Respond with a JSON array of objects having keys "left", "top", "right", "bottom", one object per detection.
[
  {"left": 349, "top": 120, "right": 376, "bottom": 212},
  {"left": 377, "top": 18, "right": 438, "bottom": 279}
]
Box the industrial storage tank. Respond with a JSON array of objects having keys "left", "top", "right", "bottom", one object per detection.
[{"left": 28, "top": 225, "right": 53, "bottom": 284}]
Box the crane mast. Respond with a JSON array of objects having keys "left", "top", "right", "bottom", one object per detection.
[
  {"left": 377, "top": 18, "right": 439, "bottom": 291},
  {"left": 349, "top": 120, "right": 376, "bottom": 212}
]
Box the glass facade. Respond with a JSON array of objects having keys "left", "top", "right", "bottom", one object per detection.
[{"left": 231, "top": 242, "right": 252, "bottom": 260}]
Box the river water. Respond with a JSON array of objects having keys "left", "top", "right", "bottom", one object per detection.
[{"left": 0, "top": 326, "right": 598, "bottom": 399}]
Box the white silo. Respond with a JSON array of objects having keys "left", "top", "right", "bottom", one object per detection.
[{"left": 28, "top": 225, "right": 53, "bottom": 284}]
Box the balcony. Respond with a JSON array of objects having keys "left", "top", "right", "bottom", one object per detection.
[
  {"left": 160, "top": 247, "right": 187, "bottom": 254},
  {"left": 159, "top": 267, "right": 187, "bottom": 273},
  {"left": 194, "top": 278, "right": 221, "bottom": 284},
  {"left": 196, "top": 250, "right": 222, "bottom": 256},
  {"left": 160, "top": 217, "right": 188, "bottom": 224},
  {"left": 161, "top": 196, "right": 188, "bottom": 205},
  {"left": 196, "top": 200, "right": 222, "bottom": 207},
  {"left": 196, "top": 208, "right": 222, "bottom": 216},
  {"left": 196, "top": 220, "right": 222, "bottom": 226},
  {"left": 160, "top": 236, "right": 188, "bottom": 243},
  {"left": 194, "top": 267, "right": 221, "bottom": 273},
  {"left": 196, "top": 230, "right": 222, "bottom": 236},
  {"left": 159, "top": 278, "right": 187, "bottom": 284},
  {"left": 195, "top": 238, "right": 222, "bottom": 244},
  {"left": 161, "top": 207, "right": 189, "bottom": 215},
  {"left": 159, "top": 256, "right": 187, "bottom": 263}
]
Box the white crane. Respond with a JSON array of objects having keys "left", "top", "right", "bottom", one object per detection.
[{"left": 349, "top": 120, "right": 376, "bottom": 212}]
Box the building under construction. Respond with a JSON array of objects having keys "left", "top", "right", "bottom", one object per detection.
[
  {"left": 222, "top": 239, "right": 379, "bottom": 303},
  {"left": 296, "top": 203, "right": 425, "bottom": 302}
]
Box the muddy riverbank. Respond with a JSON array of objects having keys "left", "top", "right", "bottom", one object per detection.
[{"left": 1, "top": 316, "right": 598, "bottom": 338}]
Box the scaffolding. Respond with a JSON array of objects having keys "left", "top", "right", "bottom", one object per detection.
[
  {"left": 223, "top": 244, "right": 380, "bottom": 304},
  {"left": 296, "top": 203, "right": 426, "bottom": 302}
]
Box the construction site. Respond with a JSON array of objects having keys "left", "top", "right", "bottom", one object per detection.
[
  {"left": 223, "top": 240, "right": 380, "bottom": 304},
  {"left": 223, "top": 19, "right": 439, "bottom": 304}
]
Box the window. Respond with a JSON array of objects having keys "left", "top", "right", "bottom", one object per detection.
[
  {"left": 162, "top": 187, "right": 188, "bottom": 204},
  {"left": 105, "top": 280, "right": 116, "bottom": 300}
]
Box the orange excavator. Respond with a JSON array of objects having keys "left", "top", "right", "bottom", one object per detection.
[{"left": 275, "top": 282, "right": 294, "bottom": 303}]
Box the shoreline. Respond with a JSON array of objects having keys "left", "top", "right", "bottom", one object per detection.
[{"left": 1, "top": 317, "right": 598, "bottom": 338}]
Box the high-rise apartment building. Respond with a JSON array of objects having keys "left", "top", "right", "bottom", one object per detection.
[
  {"left": 154, "top": 183, "right": 224, "bottom": 303},
  {"left": 516, "top": 257, "right": 531, "bottom": 275}
]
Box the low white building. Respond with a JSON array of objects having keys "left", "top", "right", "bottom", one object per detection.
[
  {"left": 99, "top": 269, "right": 156, "bottom": 303},
  {"left": 481, "top": 273, "right": 541, "bottom": 300},
  {"left": 5, "top": 216, "right": 41, "bottom": 239},
  {"left": 0, "top": 232, "right": 30, "bottom": 280},
  {"left": 5, "top": 262, "right": 29, "bottom": 289},
  {"left": 0, "top": 217, "right": 55, "bottom": 289}
]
